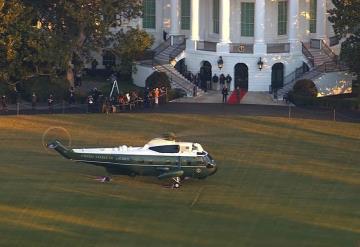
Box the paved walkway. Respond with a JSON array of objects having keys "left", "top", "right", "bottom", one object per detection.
[{"left": 171, "top": 90, "right": 288, "bottom": 106}]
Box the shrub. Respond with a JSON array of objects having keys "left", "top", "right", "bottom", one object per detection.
[
  {"left": 317, "top": 97, "right": 360, "bottom": 109},
  {"left": 19, "top": 76, "right": 69, "bottom": 103},
  {"left": 167, "top": 88, "right": 187, "bottom": 100},
  {"left": 145, "top": 71, "right": 171, "bottom": 89},
  {"left": 293, "top": 79, "right": 318, "bottom": 97}
]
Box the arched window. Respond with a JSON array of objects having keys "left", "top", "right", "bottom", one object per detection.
[{"left": 143, "top": 0, "right": 156, "bottom": 29}]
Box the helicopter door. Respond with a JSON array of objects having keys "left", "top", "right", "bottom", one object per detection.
[{"left": 176, "top": 156, "right": 181, "bottom": 169}]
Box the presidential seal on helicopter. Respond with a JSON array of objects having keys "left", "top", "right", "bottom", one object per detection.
[{"left": 48, "top": 135, "right": 217, "bottom": 188}]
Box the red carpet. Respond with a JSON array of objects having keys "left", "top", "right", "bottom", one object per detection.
[{"left": 227, "top": 89, "right": 247, "bottom": 104}]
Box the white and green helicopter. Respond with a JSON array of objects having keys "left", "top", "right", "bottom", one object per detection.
[{"left": 48, "top": 136, "right": 217, "bottom": 188}]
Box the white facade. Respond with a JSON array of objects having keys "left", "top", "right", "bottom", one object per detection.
[{"left": 138, "top": 0, "right": 339, "bottom": 92}]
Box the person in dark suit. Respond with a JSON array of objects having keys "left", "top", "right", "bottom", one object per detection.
[{"left": 221, "top": 85, "right": 228, "bottom": 103}]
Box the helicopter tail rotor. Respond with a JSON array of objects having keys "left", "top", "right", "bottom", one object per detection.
[{"left": 47, "top": 140, "right": 72, "bottom": 159}]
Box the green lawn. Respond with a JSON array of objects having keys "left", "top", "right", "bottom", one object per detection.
[{"left": 0, "top": 114, "right": 359, "bottom": 247}]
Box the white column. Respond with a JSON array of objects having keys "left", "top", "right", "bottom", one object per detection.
[
  {"left": 220, "top": 0, "right": 230, "bottom": 43},
  {"left": 288, "top": 0, "right": 301, "bottom": 53},
  {"left": 170, "top": 0, "right": 180, "bottom": 45},
  {"left": 316, "top": 0, "right": 327, "bottom": 40},
  {"left": 254, "top": 0, "right": 266, "bottom": 54},
  {"left": 217, "top": 0, "right": 231, "bottom": 52},
  {"left": 187, "top": 0, "right": 200, "bottom": 50},
  {"left": 170, "top": 0, "right": 180, "bottom": 36}
]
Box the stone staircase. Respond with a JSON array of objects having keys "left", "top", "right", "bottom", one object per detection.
[
  {"left": 154, "top": 63, "right": 204, "bottom": 97},
  {"left": 154, "top": 44, "right": 185, "bottom": 65},
  {"left": 308, "top": 48, "right": 335, "bottom": 67},
  {"left": 277, "top": 42, "right": 345, "bottom": 98},
  {"left": 150, "top": 39, "right": 203, "bottom": 97},
  {"left": 277, "top": 69, "right": 322, "bottom": 98}
]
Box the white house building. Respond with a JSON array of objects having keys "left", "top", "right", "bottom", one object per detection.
[{"left": 103, "top": 0, "right": 349, "bottom": 96}]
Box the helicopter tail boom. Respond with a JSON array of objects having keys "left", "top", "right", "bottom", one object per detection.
[{"left": 47, "top": 140, "right": 73, "bottom": 159}]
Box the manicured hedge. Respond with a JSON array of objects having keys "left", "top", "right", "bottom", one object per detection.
[{"left": 288, "top": 92, "right": 360, "bottom": 109}]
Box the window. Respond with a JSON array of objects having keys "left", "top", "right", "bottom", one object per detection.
[
  {"left": 213, "top": 0, "right": 220, "bottom": 34},
  {"left": 149, "top": 145, "right": 180, "bottom": 153},
  {"left": 309, "top": 0, "right": 317, "bottom": 33},
  {"left": 241, "top": 2, "right": 254, "bottom": 37},
  {"left": 181, "top": 0, "right": 191, "bottom": 30},
  {"left": 195, "top": 156, "right": 204, "bottom": 165},
  {"left": 278, "top": 1, "right": 287, "bottom": 35},
  {"left": 102, "top": 51, "right": 116, "bottom": 68},
  {"left": 143, "top": 0, "right": 156, "bottom": 29}
]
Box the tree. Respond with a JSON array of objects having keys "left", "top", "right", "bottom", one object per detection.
[
  {"left": 328, "top": 0, "right": 360, "bottom": 76},
  {"left": 146, "top": 72, "right": 171, "bottom": 89},
  {"left": 0, "top": 0, "right": 150, "bottom": 90},
  {"left": 112, "top": 28, "right": 154, "bottom": 74}
]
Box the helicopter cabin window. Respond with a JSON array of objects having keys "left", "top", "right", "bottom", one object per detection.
[
  {"left": 149, "top": 145, "right": 180, "bottom": 153},
  {"left": 181, "top": 158, "right": 192, "bottom": 166},
  {"left": 195, "top": 157, "right": 204, "bottom": 165}
]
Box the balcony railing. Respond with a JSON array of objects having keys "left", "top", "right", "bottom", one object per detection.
[
  {"left": 301, "top": 42, "right": 315, "bottom": 68},
  {"left": 196, "top": 41, "right": 217, "bottom": 52},
  {"left": 229, "top": 43, "right": 254, "bottom": 53},
  {"left": 267, "top": 43, "right": 290, "bottom": 53}
]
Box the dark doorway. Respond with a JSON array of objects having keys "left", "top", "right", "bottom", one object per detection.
[
  {"left": 234, "top": 63, "right": 248, "bottom": 90},
  {"left": 200, "top": 61, "right": 212, "bottom": 90},
  {"left": 271, "top": 63, "right": 284, "bottom": 90},
  {"left": 175, "top": 58, "right": 186, "bottom": 75}
]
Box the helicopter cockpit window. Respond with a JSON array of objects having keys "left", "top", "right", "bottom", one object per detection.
[
  {"left": 149, "top": 145, "right": 180, "bottom": 153},
  {"left": 206, "top": 154, "right": 213, "bottom": 162}
]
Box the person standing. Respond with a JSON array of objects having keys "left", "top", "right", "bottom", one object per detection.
[
  {"left": 163, "top": 30, "right": 168, "bottom": 41},
  {"left": 48, "top": 94, "right": 54, "bottom": 113},
  {"left": 219, "top": 74, "right": 226, "bottom": 89},
  {"left": 212, "top": 74, "right": 219, "bottom": 90},
  {"left": 193, "top": 85, "right": 197, "bottom": 97},
  {"left": 32, "top": 92, "right": 37, "bottom": 110},
  {"left": 154, "top": 88, "right": 160, "bottom": 106},
  {"left": 68, "top": 87, "right": 75, "bottom": 105},
  {"left": 236, "top": 86, "right": 241, "bottom": 104},
  {"left": 225, "top": 74, "right": 232, "bottom": 89},
  {"left": 1, "top": 95, "right": 7, "bottom": 112},
  {"left": 221, "top": 86, "right": 228, "bottom": 103}
]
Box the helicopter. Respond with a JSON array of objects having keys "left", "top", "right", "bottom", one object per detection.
[{"left": 47, "top": 135, "right": 217, "bottom": 188}]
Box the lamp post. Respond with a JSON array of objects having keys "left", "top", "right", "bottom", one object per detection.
[
  {"left": 217, "top": 56, "right": 224, "bottom": 70},
  {"left": 257, "top": 57, "right": 264, "bottom": 71}
]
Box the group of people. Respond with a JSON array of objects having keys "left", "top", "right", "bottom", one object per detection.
[
  {"left": 183, "top": 70, "right": 233, "bottom": 93},
  {"left": 87, "top": 86, "right": 167, "bottom": 114}
]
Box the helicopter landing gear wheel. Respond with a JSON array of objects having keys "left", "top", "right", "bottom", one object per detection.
[
  {"left": 102, "top": 176, "right": 111, "bottom": 182},
  {"left": 172, "top": 177, "right": 181, "bottom": 189}
]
